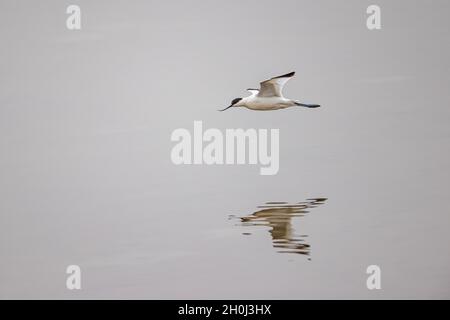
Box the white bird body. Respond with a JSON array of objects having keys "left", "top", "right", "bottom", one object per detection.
[
  {"left": 220, "top": 71, "right": 320, "bottom": 112},
  {"left": 237, "top": 96, "right": 296, "bottom": 111}
]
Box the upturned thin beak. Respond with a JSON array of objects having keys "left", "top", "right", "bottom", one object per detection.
[{"left": 218, "top": 105, "right": 233, "bottom": 112}]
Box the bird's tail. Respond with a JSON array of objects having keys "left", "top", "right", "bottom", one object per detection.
[{"left": 294, "top": 102, "right": 321, "bottom": 108}]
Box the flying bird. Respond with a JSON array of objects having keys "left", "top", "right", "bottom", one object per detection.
[{"left": 219, "top": 71, "right": 320, "bottom": 111}]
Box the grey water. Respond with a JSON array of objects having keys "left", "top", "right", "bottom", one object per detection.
[{"left": 1, "top": 0, "right": 450, "bottom": 299}]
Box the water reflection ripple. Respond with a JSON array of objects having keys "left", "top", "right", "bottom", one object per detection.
[{"left": 232, "top": 198, "right": 327, "bottom": 256}]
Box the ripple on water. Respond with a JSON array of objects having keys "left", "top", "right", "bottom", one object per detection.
[{"left": 233, "top": 198, "right": 327, "bottom": 256}]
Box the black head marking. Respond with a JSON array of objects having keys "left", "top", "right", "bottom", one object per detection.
[{"left": 231, "top": 97, "right": 242, "bottom": 105}]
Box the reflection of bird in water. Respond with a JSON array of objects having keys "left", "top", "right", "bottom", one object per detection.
[{"left": 236, "top": 198, "right": 327, "bottom": 256}]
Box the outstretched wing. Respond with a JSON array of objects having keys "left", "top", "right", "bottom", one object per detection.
[
  {"left": 258, "top": 71, "right": 295, "bottom": 97},
  {"left": 246, "top": 88, "right": 259, "bottom": 96}
]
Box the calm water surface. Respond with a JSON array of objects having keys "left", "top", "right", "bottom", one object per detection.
[{"left": 1, "top": 1, "right": 449, "bottom": 299}]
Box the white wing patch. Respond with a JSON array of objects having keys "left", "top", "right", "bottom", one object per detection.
[
  {"left": 258, "top": 72, "right": 295, "bottom": 98},
  {"left": 246, "top": 88, "right": 259, "bottom": 96}
]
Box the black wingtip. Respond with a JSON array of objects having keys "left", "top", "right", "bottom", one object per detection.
[{"left": 273, "top": 71, "right": 295, "bottom": 79}]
